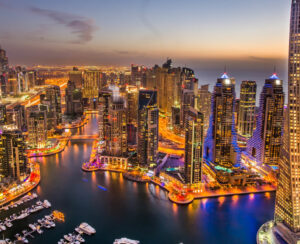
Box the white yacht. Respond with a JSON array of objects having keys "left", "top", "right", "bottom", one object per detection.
[
  {"left": 43, "top": 200, "right": 51, "bottom": 208},
  {"left": 29, "top": 224, "right": 36, "bottom": 231},
  {"left": 78, "top": 223, "right": 96, "bottom": 235},
  {"left": 113, "top": 238, "right": 140, "bottom": 244},
  {"left": 17, "top": 212, "right": 29, "bottom": 220}
]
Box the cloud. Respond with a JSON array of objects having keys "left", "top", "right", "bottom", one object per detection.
[{"left": 30, "top": 7, "right": 97, "bottom": 44}]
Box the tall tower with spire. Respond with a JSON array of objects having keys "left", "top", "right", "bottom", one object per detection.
[
  {"left": 257, "top": 1, "right": 300, "bottom": 243},
  {"left": 274, "top": 0, "right": 300, "bottom": 234}
]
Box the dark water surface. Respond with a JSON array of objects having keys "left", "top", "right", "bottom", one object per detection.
[{"left": 1, "top": 115, "right": 274, "bottom": 244}]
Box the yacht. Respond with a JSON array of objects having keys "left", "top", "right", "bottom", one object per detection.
[
  {"left": 17, "top": 211, "right": 29, "bottom": 220},
  {"left": 76, "top": 235, "right": 85, "bottom": 243},
  {"left": 64, "top": 234, "right": 73, "bottom": 242},
  {"left": 113, "top": 238, "right": 140, "bottom": 244},
  {"left": 43, "top": 200, "right": 51, "bottom": 208},
  {"left": 78, "top": 222, "right": 96, "bottom": 235},
  {"left": 75, "top": 227, "right": 83, "bottom": 234},
  {"left": 22, "top": 237, "right": 29, "bottom": 243},
  {"left": 29, "top": 224, "right": 36, "bottom": 231}
]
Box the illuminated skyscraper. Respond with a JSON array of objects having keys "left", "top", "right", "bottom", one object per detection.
[
  {"left": 246, "top": 75, "right": 284, "bottom": 166},
  {"left": 98, "top": 89, "right": 112, "bottom": 145},
  {"left": 41, "top": 85, "right": 62, "bottom": 125},
  {"left": 0, "top": 104, "right": 6, "bottom": 125},
  {"left": 0, "top": 129, "right": 27, "bottom": 182},
  {"left": 205, "top": 73, "right": 237, "bottom": 169},
  {"left": 197, "top": 85, "right": 211, "bottom": 136},
  {"left": 273, "top": 0, "right": 300, "bottom": 240},
  {"left": 105, "top": 97, "right": 128, "bottom": 157},
  {"left": 0, "top": 46, "right": 8, "bottom": 75},
  {"left": 6, "top": 105, "right": 27, "bottom": 131},
  {"left": 27, "top": 108, "right": 48, "bottom": 149},
  {"left": 237, "top": 81, "right": 256, "bottom": 138},
  {"left": 126, "top": 85, "right": 138, "bottom": 125},
  {"left": 180, "top": 89, "right": 195, "bottom": 129},
  {"left": 83, "top": 70, "right": 103, "bottom": 103},
  {"left": 184, "top": 107, "right": 204, "bottom": 184},
  {"left": 137, "top": 90, "right": 159, "bottom": 167},
  {"left": 69, "top": 67, "right": 83, "bottom": 88}
]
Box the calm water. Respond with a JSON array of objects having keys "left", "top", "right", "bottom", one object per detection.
[{"left": 1, "top": 115, "right": 275, "bottom": 244}]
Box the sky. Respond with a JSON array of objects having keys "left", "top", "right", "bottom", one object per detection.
[{"left": 0, "top": 0, "right": 291, "bottom": 91}]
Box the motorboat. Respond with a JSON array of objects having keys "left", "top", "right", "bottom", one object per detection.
[
  {"left": 78, "top": 222, "right": 96, "bottom": 235},
  {"left": 113, "top": 238, "right": 140, "bottom": 244}
]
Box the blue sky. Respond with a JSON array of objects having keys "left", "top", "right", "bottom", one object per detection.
[{"left": 0, "top": 0, "right": 291, "bottom": 88}]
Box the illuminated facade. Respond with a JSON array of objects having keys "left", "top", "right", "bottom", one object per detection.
[
  {"left": 98, "top": 89, "right": 112, "bottom": 143},
  {"left": 0, "top": 104, "right": 6, "bottom": 125},
  {"left": 69, "top": 67, "right": 83, "bottom": 88},
  {"left": 27, "top": 108, "right": 48, "bottom": 149},
  {"left": 246, "top": 75, "right": 284, "bottom": 166},
  {"left": 237, "top": 81, "right": 256, "bottom": 138},
  {"left": 83, "top": 70, "right": 102, "bottom": 101},
  {"left": 0, "top": 46, "right": 8, "bottom": 75},
  {"left": 126, "top": 85, "right": 138, "bottom": 125},
  {"left": 0, "top": 129, "right": 27, "bottom": 182},
  {"left": 197, "top": 84, "right": 211, "bottom": 136},
  {"left": 180, "top": 89, "right": 195, "bottom": 129},
  {"left": 204, "top": 73, "right": 238, "bottom": 169},
  {"left": 184, "top": 107, "right": 204, "bottom": 184},
  {"left": 105, "top": 97, "right": 128, "bottom": 157},
  {"left": 137, "top": 90, "right": 159, "bottom": 167},
  {"left": 274, "top": 0, "right": 300, "bottom": 239},
  {"left": 41, "top": 85, "right": 62, "bottom": 125}
]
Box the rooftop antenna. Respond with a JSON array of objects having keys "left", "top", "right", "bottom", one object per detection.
[
  {"left": 273, "top": 65, "right": 277, "bottom": 75},
  {"left": 224, "top": 65, "right": 227, "bottom": 74}
]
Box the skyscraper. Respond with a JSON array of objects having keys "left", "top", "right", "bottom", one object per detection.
[
  {"left": 274, "top": 0, "right": 300, "bottom": 238},
  {"left": 258, "top": 2, "right": 300, "bottom": 243},
  {"left": 104, "top": 97, "right": 127, "bottom": 157},
  {"left": 27, "top": 108, "right": 48, "bottom": 149},
  {"left": 197, "top": 84, "right": 211, "bottom": 136},
  {"left": 205, "top": 73, "right": 237, "bottom": 169},
  {"left": 137, "top": 90, "right": 159, "bottom": 167},
  {"left": 0, "top": 46, "right": 8, "bottom": 75},
  {"left": 237, "top": 81, "right": 256, "bottom": 138},
  {"left": 41, "top": 85, "right": 62, "bottom": 126},
  {"left": 0, "top": 129, "right": 27, "bottom": 182},
  {"left": 69, "top": 67, "right": 83, "bottom": 88},
  {"left": 0, "top": 104, "right": 7, "bottom": 125},
  {"left": 65, "top": 81, "right": 83, "bottom": 117},
  {"left": 184, "top": 107, "right": 204, "bottom": 185},
  {"left": 246, "top": 75, "right": 284, "bottom": 166},
  {"left": 82, "top": 70, "right": 102, "bottom": 103}
]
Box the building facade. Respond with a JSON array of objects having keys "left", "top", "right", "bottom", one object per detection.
[
  {"left": 274, "top": 0, "right": 300, "bottom": 237},
  {"left": 204, "top": 73, "right": 238, "bottom": 169},
  {"left": 184, "top": 107, "right": 204, "bottom": 185},
  {"left": 137, "top": 90, "right": 159, "bottom": 167},
  {"left": 246, "top": 75, "right": 284, "bottom": 166},
  {"left": 237, "top": 81, "right": 256, "bottom": 138},
  {"left": 0, "top": 129, "right": 27, "bottom": 182}
]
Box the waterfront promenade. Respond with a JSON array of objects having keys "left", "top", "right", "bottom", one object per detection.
[
  {"left": 82, "top": 140, "right": 276, "bottom": 205},
  {"left": 0, "top": 162, "right": 40, "bottom": 207}
]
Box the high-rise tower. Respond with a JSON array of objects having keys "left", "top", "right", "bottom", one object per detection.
[
  {"left": 257, "top": 1, "right": 300, "bottom": 243},
  {"left": 237, "top": 81, "right": 256, "bottom": 138},
  {"left": 246, "top": 75, "right": 284, "bottom": 166},
  {"left": 204, "top": 73, "right": 238, "bottom": 169},
  {"left": 275, "top": 0, "right": 300, "bottom": 235},
  {"left": 137, "top": 90, "right": 159, "bottom": 167},
  {"left": 184, "top": 107, "right": 204, "bottom": 185}
]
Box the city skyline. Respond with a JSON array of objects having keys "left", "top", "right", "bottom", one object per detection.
[{"left": 0, "top": 0, "right": 291, "bottom": 84}]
